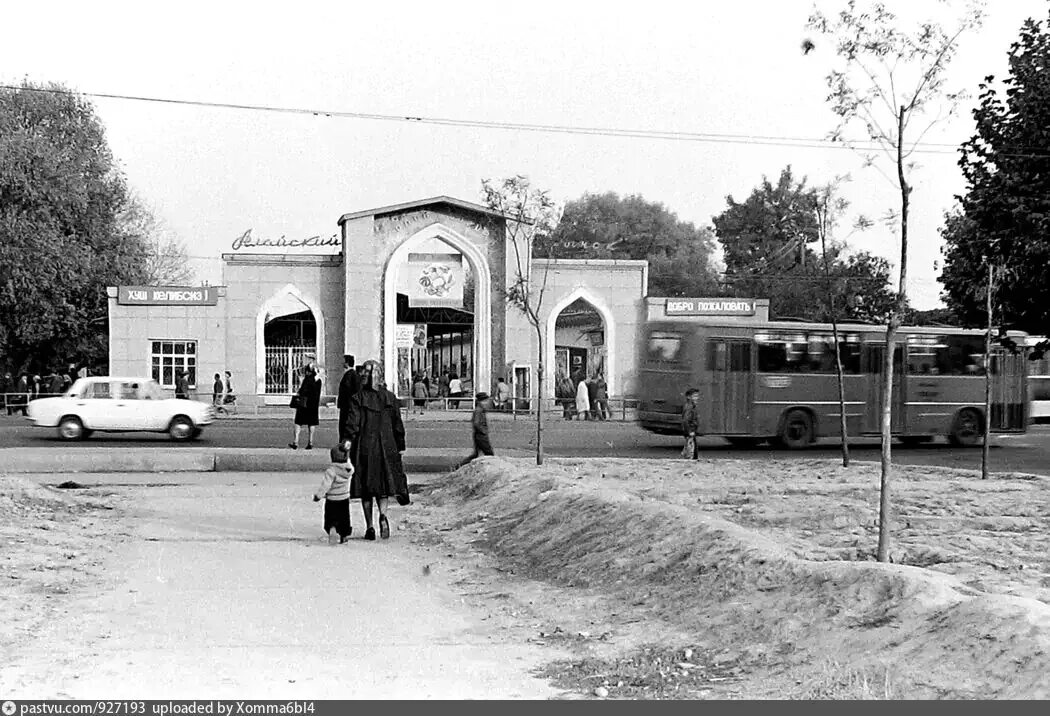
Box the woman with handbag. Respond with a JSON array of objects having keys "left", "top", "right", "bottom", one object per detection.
[
  {"left": 289, "top": 366, "right": 322, "bottom": 450},
  {"left": 341, "top": 359, "right": 410, "bottom": 540}
]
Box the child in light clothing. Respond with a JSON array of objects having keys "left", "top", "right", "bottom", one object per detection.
[{"left": 313, "top": 446, "right": 354, "bottom": 544}]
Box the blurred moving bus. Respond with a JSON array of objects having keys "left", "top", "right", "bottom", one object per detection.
[
  {"left": 1024, "top": 335, "right": 1050, "bottom": 422},
  {"left": 637, "top": 321, "right": 1029, "bottom": 448}
]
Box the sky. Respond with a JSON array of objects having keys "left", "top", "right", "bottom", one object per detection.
[{"left": 3, "top": 0, "right": 1047, "bottom": 309}]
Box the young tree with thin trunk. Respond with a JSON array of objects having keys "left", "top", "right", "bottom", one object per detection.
[
  {"left": 813, "top": 183, "right": 871, "bottom": 468},
  {"left": 808, "top": 0, "right": 984, "bottom": 562},
  {"left": 481, "top": 176, "right": 562, "bottom": 466}
]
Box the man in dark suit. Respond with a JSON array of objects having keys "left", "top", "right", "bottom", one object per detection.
[{"left": 337, "top": 354, "right": 360, "bottom": 444}]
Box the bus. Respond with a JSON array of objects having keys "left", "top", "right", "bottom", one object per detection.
[
  {"left": 1024, "top": 335, "right": 1050, "bottom": 422},
  {"left": 637, "top": 320, "right": 1029, "bottom": 448}
]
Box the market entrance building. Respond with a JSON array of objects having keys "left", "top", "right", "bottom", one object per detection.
[{"left": 107, "top": 196, "right": 649, "bottom": 410}]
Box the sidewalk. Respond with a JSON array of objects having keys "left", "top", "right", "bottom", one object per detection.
[
  {"left": 0, "top": 471, "right": 566, "bottom": 698},
  {"left": 217, "top": 407, "right": 638, "bottom": 422}
]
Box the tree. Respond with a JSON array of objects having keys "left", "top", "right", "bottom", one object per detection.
[
  {"left": 119, "top": 193, "right": 195, "bottom": 286},
  {"left": 0, "top": 81, "right": 164, "bottom": 373},
  {"left": 712, "top": 166, "right": 896, "bottom": 321},
  {"left": 814, "top": 183, "right": 853, "bottom": 467},
  {"left": 482, "top": 176, "right": 562, "bottom": 466},
  {"left": 539, "top": 192, "right": 720, "bottom": 296},
  {"left": 941, "top": 14, "right": 1050, "bottom": 336},
  {"left": 808, "top": 0, "right": 984, "bottom": 562}
]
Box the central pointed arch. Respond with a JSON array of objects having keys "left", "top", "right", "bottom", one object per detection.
[
  {"left": 383, "top": 223, "right": 491, "bottom": 397},
  {"left": 545, "top": 287, "right": 616, "bottom": 397}
]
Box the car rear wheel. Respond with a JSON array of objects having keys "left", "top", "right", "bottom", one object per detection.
[
  {"left": 57, "top": 416, "right": 84, "bottom": 441},
  {"left": 169, "top": 416, "right": 194, "bottom": 441},
  {"left": 948, "top": 408, "right": 983, "bottom": 447},
  {"left": 775, "top": 409, "right": 814, "bottom": 449}
]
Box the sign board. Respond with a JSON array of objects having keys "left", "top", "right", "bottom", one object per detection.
[
  {"left": 118, "top": 287, "right": 219, "bottom": 306},
  {"left": 407, "top": 253, "right": 464, "bottom": 308},
  {"left": 664, "top": 298, "right": 756, "bottom": 317},
  {"left": 395, "top": 324, "right": 416, "bottom": 349},
  {"left": 229, "top": 229, "right": 341, "bottom": 254}
]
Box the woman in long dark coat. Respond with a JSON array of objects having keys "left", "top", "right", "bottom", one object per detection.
[
  {"left": 289, "top": 365, "right": 322, "bottom": 450},
  {"left": 342, "top": 360, "right": 409, "bottom": 540}
]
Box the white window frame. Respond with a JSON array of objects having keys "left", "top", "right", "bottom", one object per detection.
[{"left": 150, "top": 340, "right": 198, "bottom": 389}]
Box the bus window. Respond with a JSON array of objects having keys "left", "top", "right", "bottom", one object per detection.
[
  {"left": 647, "top": 332, "right": 683, "bottom": 361},
  {"left": 757, "top": 332, "right": 860, "bottom": 374}
]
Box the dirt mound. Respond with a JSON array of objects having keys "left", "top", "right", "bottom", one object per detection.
[{"left": 426, "top": 458, "right": 1050, "bottom": 698}]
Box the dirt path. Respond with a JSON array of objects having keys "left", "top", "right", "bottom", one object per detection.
[{"left": 0, "top": 472, "right": 567, "bottom": 699}]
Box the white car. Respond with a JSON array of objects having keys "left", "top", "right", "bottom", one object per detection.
[{"left": 27, "top": 376, "right": 215, "bottom": 441}]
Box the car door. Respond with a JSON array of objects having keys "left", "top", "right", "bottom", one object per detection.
[
  {"left": 112, "top": 381, "right": 149, "bottom": 431},
  {"left": 76, "top": 380, "right": 115, "bottom": 429},
  {"left": 132, "top": 380, "right": 169, "bottom": 430}
]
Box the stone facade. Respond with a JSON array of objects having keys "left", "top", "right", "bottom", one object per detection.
[{"left": 107, "top": 196, "right": 651, "bottom": 406}]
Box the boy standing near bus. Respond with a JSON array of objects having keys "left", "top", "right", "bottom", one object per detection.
[{"left": 682, "top": 389, "right": 701, "bottom": 460}]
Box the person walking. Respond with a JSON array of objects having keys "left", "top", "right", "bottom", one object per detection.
[
  {"left": 682, "top": 388, "right": 701, "bottom": 460},
  {"left": 289, "top": 365, "right": 322, "bottom": 450},
  {"left": 341, "top": 360, "right": 410, "bottom": 540},
  {"left": 586, "top": 377, "right": 599, "bottom": 420},
  {"left": 448, "top": 373, "right": 463, "bottom": 409},
  {"left": 556, "top": 374, "right": 575, "bottom": 420},
  {"left": 212, "top": 373, "right": 225, "bottom": 414},
  {"left": 575, "top": 374, "right": 591, "bottom": 421},
  {"left": 457, "top": 391, "right": 495, "bottom": 468},
  {"left": 495, "top": 377, "right": 511, "bottom": 411},
  {"left": 174, "top": 369, "right": 190, "bottom": 399},
  {"left": 313, "top": 445, "right": 354, "bottom": 545},
  {"left": 411, "top": 374, "right": 428, "bottom": 415},
  {"left": 12, "top": 373, "right": 30, "bottom": 415},
  {"left": 594, "top": 375, "right": 609, "bottom": 421},
  {"left": 336, "top": 355, "right": 360, "bottom": 446},
  {"left": 0, "top": 371, "right": 11, "bottom": 415},
  {"left": 222, "top": 371, "right": 236, "bottom": 412}
]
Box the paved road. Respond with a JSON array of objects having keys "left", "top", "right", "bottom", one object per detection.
[{"left": 2, "top": 414, "right": 1048, "bottom": 475}]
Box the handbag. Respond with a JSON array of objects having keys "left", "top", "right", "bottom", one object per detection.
[
  {"left": 289, "top": 395, "right": 301, "bottom": 409},
  {"left": 681, "top": 436, "right": 695, "bottom": 459}
]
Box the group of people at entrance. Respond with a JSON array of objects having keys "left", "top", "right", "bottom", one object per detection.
[
  {"left": 310, "top": 355, "right": 410, "bottom": 543},
  {"left": 555, "top": 371, "right": 609, "bottom": 420}
]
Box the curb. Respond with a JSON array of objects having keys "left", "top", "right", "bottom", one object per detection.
[{"left": 0, "top": 447, "right": 536, "bottom": 475}]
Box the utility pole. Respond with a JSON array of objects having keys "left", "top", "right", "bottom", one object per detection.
[{"left": 982, "top": 259, "right": 993, "bottom": 480}]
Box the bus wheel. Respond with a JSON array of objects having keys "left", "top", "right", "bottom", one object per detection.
[
  {"left": 725, "top": 437, "right": 764, "bottom": 449},
  {"left": 948, "top": 409, "right": 983, "bottom": 447},
  {"left": 776, "top": 410, "right": 814, "bottom": 449}
]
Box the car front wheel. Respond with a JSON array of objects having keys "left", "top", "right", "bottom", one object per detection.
[
  {"left": 57, "top": 416, "right": 85, "bottom": 441},
  {"left": 169, "top": 416, "right": 194, "bottom": 441}
]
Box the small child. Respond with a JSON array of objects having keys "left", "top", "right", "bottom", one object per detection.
[
  {"left": 682, "top": 388, "right": 701, "bottom": 460},
  {"left": 313, "top": 445, "right": 354, "bottom": 544}
]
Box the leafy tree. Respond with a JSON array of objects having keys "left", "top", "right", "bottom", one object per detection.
[
  {"left": 941, "top": 14, "right": 1050, "bottom": 336},
  {"left": 539, "top": 192, "right": 720, "bottom": 296},
  {"left": 0, "top": 82, "right": 168, "bottom": 372},
  {"left": 808, "top": 0, "right": 983, "bottom": 562},
  {"left": 482, "top": 176, "right": 562, "bottom": 466},
  {"left": 712, "top": 167, "right": 896, "bottom": 322}
]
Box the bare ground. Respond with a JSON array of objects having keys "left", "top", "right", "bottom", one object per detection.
[{"left": 410, "top": 456, "right": 1050, "bottom": 699}]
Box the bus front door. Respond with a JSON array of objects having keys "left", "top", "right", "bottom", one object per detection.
[
  {"left": 708, "top": 339, "right": 753, "bottom": 434},
  {"left": 863, "top": 344, "right": 904, "bottom": 433}
]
